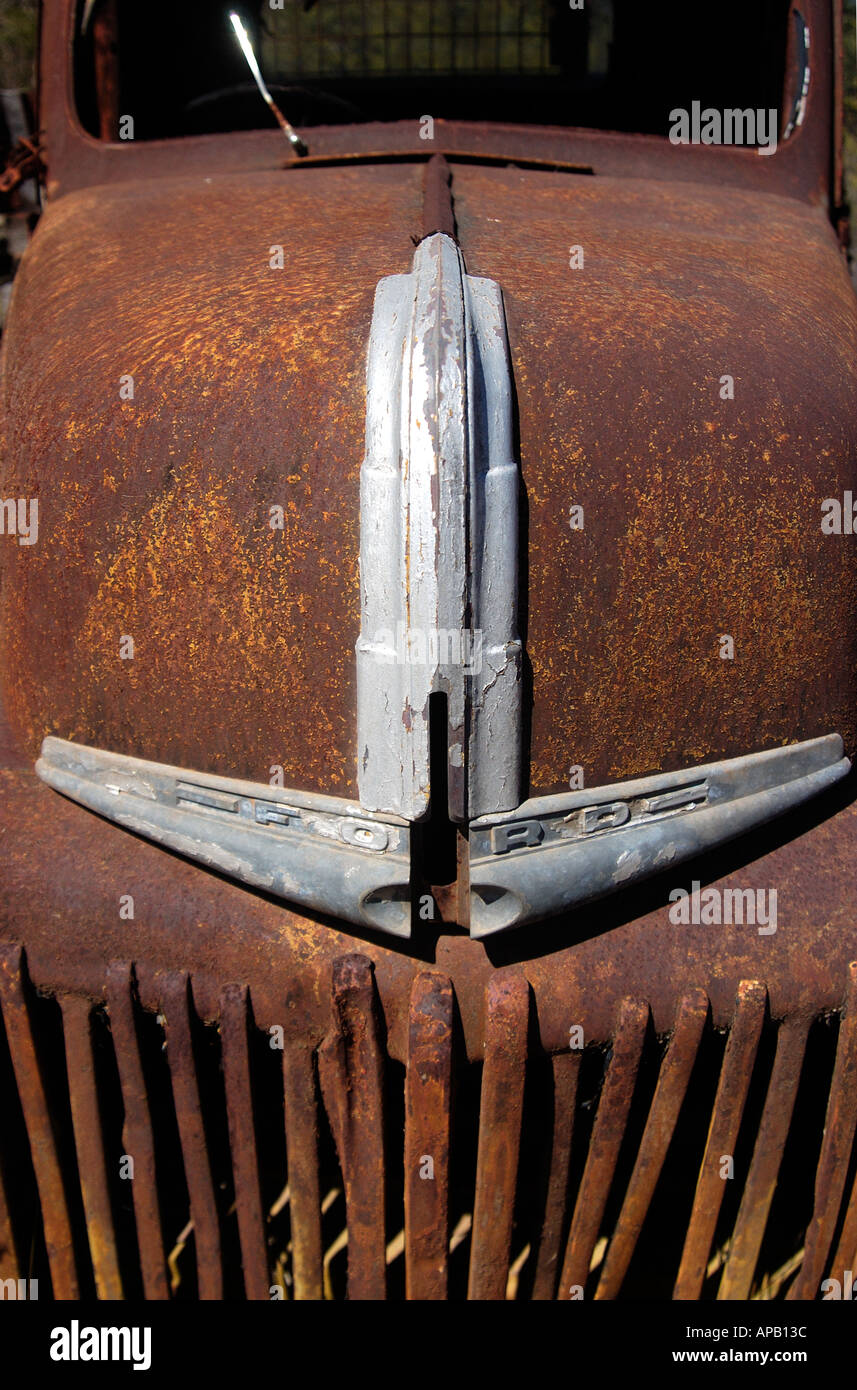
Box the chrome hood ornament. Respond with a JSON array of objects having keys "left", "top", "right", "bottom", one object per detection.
[{"left": 356, "top": 232, "right": 522, "bottom": 822}]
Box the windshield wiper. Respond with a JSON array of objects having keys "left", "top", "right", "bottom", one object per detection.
[{"left": 229, "top": 10, "right": 308, "bottom": 156}]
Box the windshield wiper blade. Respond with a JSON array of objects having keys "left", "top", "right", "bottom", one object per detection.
[{"left": 229, "top": 10, "right": 307, "bottom": 156}]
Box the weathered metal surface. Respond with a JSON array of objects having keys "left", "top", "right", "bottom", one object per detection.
[
  {"left": 0, "top": 943, "right": 80, "bottom": 1298},
  {"left": 452, "top": 162, "right": 857, "bottom": 795},
  {"left": 12, "top": 11, "right": 848, "bottom": 812},
  {"left": 404, "top": 972, "right": 453, "bottom": 1300},
  {"left": 318, "top": 955, "right": 387, "bottom": 1299},
  {"left": 788, "top": 960, "right": 857, "bottom": 1299},
  {"left": 596, "top": 989, "right": 708, "bottom": 1300},
  {"left": 60, "top": 993, "right": 124, "bottom": 1300},
  {"left": 673, "top": 979, "right": 767, "bottom": 1299},
  {"left": 558, "top": 997, "right": 649, "bottom": 1298},
  {"left": 467, "top": 971, "right": 528, "bottom": 1300},
  {"left": 281, "top": 1041, "right": 324, "bottom": 1301},
  {"left": 159, "top": 971, "right": 223, "bottom": 1300},
  {"left": 422, "top": 154, "right": 456, "bottom": 242},
  {"left": 717, "top": 1015, "right": 810, "bottom": 1299},
  {"left": 219, "top": 984, "right": 271, "bottom": 1301},
  {"left": 105, "top": 961, "right": 169, "bottom": 1300},
  {"left": 0, "top": 161, "right": 423, "bottom": 798}
]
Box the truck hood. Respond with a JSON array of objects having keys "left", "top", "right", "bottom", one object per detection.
[{"left": 2, "top": 159, "right": 856, "bottom": 807}]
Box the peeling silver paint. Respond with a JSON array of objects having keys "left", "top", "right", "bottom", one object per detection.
[{"left": 356, "top": 233, "right": 521, "bottom": 822}]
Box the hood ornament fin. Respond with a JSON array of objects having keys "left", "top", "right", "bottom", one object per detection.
[
  {"left": 36, "top": 737, "right": 412, "bottom": 937},
  {"left": 356, "top": 231, "right": 523, "bottom": 823},
  {"left": 467, "top": 735, "right": 849, "bottom": 936}
]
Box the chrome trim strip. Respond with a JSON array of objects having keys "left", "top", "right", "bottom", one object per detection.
[
  {"left": 36, "top": 738, "right": 413, "bottom": 937},
  {"left": 467, "top": 735, "right": 850, "bottom": 937}
]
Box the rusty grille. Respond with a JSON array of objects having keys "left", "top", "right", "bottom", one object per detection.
[{"left": 1, "top": 943, "right": 856, "bottom": 1300}]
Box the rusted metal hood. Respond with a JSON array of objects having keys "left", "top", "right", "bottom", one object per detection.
[
  {"left": 452, "top": 165, "right": 857, "bottom": 795},
  {"left": 0, "top": 162, "right": 425, "bottom": 797}
]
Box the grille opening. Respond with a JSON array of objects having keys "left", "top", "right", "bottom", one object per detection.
[
  {"left": 89, "top": 1004, "right": 144, "bottom": 1300},
  {"left": 245, "top": 1006, "right": 287, "bottom": 1289},
  {"left": 185, "top": 997, "right": 245, "bottom": 1301},
  {"left": 415, "top": 691, "right": 459, "bottom": 891},
  {"left": 510, "top": 1050, "right": 564, "bottom": 1299},
  {"left": 756, "top": 1014, "right": 839, "bottom": 1286},
  {"left": 134, "top": 1005, "right": 194, "bottom": 1298}
]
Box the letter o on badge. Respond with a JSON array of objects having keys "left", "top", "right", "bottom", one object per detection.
[{"left": 582, "top": 801, "right": 631, "bottom": 834}]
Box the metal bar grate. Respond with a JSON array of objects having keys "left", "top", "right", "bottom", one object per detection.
[{"left": 1, "top": 944, "right": 856, "bottom": 1300}]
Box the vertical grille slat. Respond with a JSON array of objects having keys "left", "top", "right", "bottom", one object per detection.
[
  {"left": 219, "top": 984, "right": 271, "bottom": 1301},
  {"left": 282, "top": 1042, "right": 324, "bottom": 1300},
  {"left": 558, "top": 996, "right": 649, "bottom": 1299},
  {"left": 160, "top": 972, "right": 223, "bottom": 1300},
  {"left": 531, "top": 1051, "right": 581, "bottom": 1300},
  {"left": 0, "top": 1148, "right": 18, "bottom": 1280},
  {"left": 467, "top": 971, "right": 529, "bottom": 1301},
  {"left": 830, "top": 1173, "right": 857, "bottom": 1286},
  {"left": 718, "top": 1015, "right": 810, "bottom": 1300},
  {"left": 106, "top": 961, "right": 169, "bottom": 1300},
  {"left": 788, "top": 961, "right": 857, "bottom": 1300},
  {"left": 318, "top": 954, "right": 387, "bottom": 1300},
  {"left": 404, "top": 971, "right": 453, "bottom": 1300},
  {"left": 0, "top": 944, "right": 79, "bottom": 1297},
  {"left": 60, "top": 994, "right": 123, "bottom": 1300},
  {"left": 596, "top": 989, "right": 709, "bottom": 1301},
  {"left": 674, "top": 979, "right": 767, "bottom": 1298}
]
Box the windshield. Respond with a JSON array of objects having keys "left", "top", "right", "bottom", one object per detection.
[{"left": 74, "top": 0, "right": 791, "bottom": 145}]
